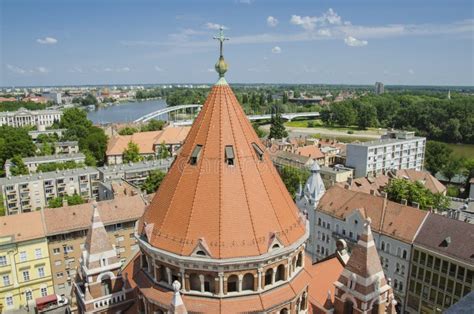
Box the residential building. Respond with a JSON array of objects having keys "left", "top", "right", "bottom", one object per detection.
[
  {"left": 43, "top": 92, "right": 62, "bottom": 105},
  {"left": 44, "top": 195, "right": 145, "bottom": 296},
  {"left": 0, "top": 167, "right": 99, "bottom": 215},
  {"left": 375, "top": 82, "right": 385, "bottom": 95},
  {"left": 319, "top": 165, "right": 354, "bottom": 187},
  {"left": 4, "top": 153, "right": 86, "bottom": 176},
  {"left": 269, "top": 149, "right": 315, "bottom": 170},
  {"left": 346, "top": 131, "right": 426, "bottom": 178},
  {"left": 97, "top": 159, "right": 173, "bottom": 186},
  {"left": 445, "top": 198, "right": 474, "bottom": 224},
  {"left": 0, "top": 211, "right": 54, "bottom": 311},
  {"left": 406, "top": 214, "right": 474, "bottom": 313},
  {"left": 297, "top": 182, "right": 429, "bottom": 312},
  {"left": 0, "top": 108, "right": 62, "bottom": 128},
  {"left": 28, "top": 129, "right": 66, "bottom": 142},
  {"left": 53, "top": 141, "right": 79, "bottom": 155},
  {"left": 106, "top": 126, "right": 190, "bottom": 165}
]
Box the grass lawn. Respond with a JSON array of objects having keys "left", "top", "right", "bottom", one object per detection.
[
  {"left": 445, "top": 143, "right": 474, "bottom": 159},
  {"left": 310, "top": 133, "right": 374, "bottom": 143}
]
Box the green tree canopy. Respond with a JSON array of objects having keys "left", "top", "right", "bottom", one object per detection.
[
  {"left": 141, "top": 169, "right": 166, "bottom": 194},
  {"left": 279, "top": 166, "right": 310, "bottom": 198},
  {"left": 123, "top": 141, "right": 142, "bottom": 163},
  {"left": 425, "top": 141, "right": 453, "bottom": 174},
  {"left": 10, "top": 156, "right": 29, "bottom": 176},
  {"left": 269, "top": 106, "right": 288, "bottom": 139},
  {"left": 0, "top": 126, "right": 35, "bottom": 175}
]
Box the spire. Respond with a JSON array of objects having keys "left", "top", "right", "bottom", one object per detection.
[
  {"left": 303, "top": 161, "right": 325, "bottom": 203},
  {"left": 213, "top": 26, "right": 229, "bottom": 83},
  {"left": 170, "top": 280, "right": 187, "bottom": 314}
]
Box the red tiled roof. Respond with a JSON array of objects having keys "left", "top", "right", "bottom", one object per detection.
[
  {"left": 0, "top": 211, "right": 45, "bottom": 242},
  {"left": 143, "top": 83, "right": 306, "bottom": 259},
  {"left": 296, "top": 145, "right": 325, "bottom": 159}
]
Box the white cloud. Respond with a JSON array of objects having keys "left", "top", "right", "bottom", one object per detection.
[
  {"left": 116, "top": 67, "right": 130, "bottom": 72},
  {"left": 323, "top": 8, "right": 342, "bottom": 25},
  {"left": 36, "top": 66, "right": 49, "bottom": 73},
  {"left": 6, "top": 64, "right": 27, "bottom": 74},
  {"left": 205, "top": 22, "right": 227, "bottom": 30},
  {"left": 70, "top": 66, "right": 84, "bottom": 73},
  {"left": 318, "top": 29, "right": 332, "bottom": 36},
  {"left": 408, "top": 69, "right": 415, "bottom": 75},
  {"left": 37, "top": 37, "right": 58, "bottom": 44},
  {"left": 344, "top": 36, "right": 368, "bottom": 47},
  {"left": 104, "top": 67, "right": 113, "bottom": 72},
  {"left": 154, "top": 66, "right": 164, "bottom": 72},
  {"left": 290, "top": 15, "right": 318, "bottom": 31},
  {"left": 267, "top": 16, "right": 279, "bottom": 27},
  {"left": 271, "top": 46, "right": 282, "bottom": 54}
]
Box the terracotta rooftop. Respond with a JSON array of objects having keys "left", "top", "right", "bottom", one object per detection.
[
  {"left": 296, "top": 145, "right": 325, "bottom": 159},
  {"left": 154, "top": 126, "right": 190, "bottom": 145},
  {"left": 84, "top": 205, "right": 115, "bottom": 267},
  {"left": 0, "top": 211, "right": 45, "bottom": 243},
  {"left": 143, "top": 82, "right": 306, "bottom": 259},
  {"left": 395, "top": 169, "right": 446, "bottom": 194},
  {"left": 414, "top": 213, "right": 474, "bottom": 264},
  {"left": 307, "top": 257, "right": 344, "bottom": 311},
  {"left": 318, "top": 185, "right": 429, "bottom": 243},
  {"left": 43, "top": 195, "right": 146, "bottom": 235}
]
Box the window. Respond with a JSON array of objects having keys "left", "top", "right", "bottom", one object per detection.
[
  {"left": 35, "top": 248, "right": 42, "bottom": 259},
  {"left": 53, "top": 248, "right": 60, "bottom": 255},
  {"left": 22, "top": 270, "right": 30, "bottom": 281},
  {"left": 19, "top": 251, "right": 27, "bottom": 262},
  {"left": 402, "top": 250, "right": 407, "bottom": 259},
  {"left": 40, "top": 287, "right": 48, "bottom": 297},
  {"left": 252, "top": 143, "right": 264, "bottom": 160},
  {"left": 3, "top": 275, "right": 10, "bottom": 286},
  {"left": 38, "top": 267, "right": 45, "bottom": 278},
  {"left": 25, "top": 290, "right": 32, "bottom": 301},
  {"left": 54, "top": 260, "right": 62, "bottom": 266},
  {"left": 6, "top": 295, "right": 13, "bottom": 306},
  {"left": 0, "top": 256, "right": 6, "bottom": 266},
  {"left": 56, "top": 272, "right": 64, "bottom": 278},
  {"left": 225, "top": 145, "right": 235, "bottom": 166},
  {"left": 381, "top": 241, "right": 385, "bottom": 251},
  {"left": 190, "top": 145, "right": 202, "bottom": 165},
  {"left": 64, "top": 245, "right": 73, "bottom": 253}
]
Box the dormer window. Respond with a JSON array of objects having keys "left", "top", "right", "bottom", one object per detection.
[
  {"left": 196, "top": 250, "right": 206, "bottom": 256},
  {"left": 190, "top": 145, "right": 203, "bottom": 165},
  {"left": 252, "top": 142, "right": 264, "bottom": 161},
  {"left": 225, "top": 145, "right": 235, "bottom": 166}
]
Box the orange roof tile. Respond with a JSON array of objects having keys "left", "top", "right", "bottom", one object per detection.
[
  {"left": 143, "top": 83, "right": 306, "bottom": 259},
  {"left": 154, "top": 126, "right": 190, "bottom": 145},
  {"left": 107, "top": 131, "right": 161, "bottom": 155},
  {"left": 296, "top": 145, "right": 325, "bottom": 159},
  {"left": 395, "top": 169, "right": 446, "bottom": 194},
  {"left": 307, "top": 257, "right": 344, "bottom": 310},
  {"left": 0, "top": 211, "right": 45, "bottom": 242}
]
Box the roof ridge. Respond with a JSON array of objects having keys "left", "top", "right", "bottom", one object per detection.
[{"left": 218, "top": 88, "right": 223, "bottom": 258}]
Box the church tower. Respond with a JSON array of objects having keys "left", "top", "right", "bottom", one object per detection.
[
  {"left": 73, "top": 203, "right": 134, "bottom": 313},
  {"left": 333, "top": 217, "right": 397, "bottom": 314}
]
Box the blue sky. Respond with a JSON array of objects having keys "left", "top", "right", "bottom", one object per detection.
[{"left": 1, "top": 0, "right": 473, "bottom": 86}]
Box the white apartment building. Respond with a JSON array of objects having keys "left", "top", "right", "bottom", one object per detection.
[
  {"left": 0, "top": 108, "right": 62, "bottom": 128},
  {"left": 0, "top": 168, "right": 100, "bottom": 215},
  {"left": 296, "top": 169, "right": 429, "bottom": 313},
  {"left": 346, "top": 131, "right": 426, "bottom": 178}
]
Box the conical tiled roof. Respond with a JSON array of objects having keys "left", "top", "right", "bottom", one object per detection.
[{"left": 143, "top": 81, "right": 306, "bottom": 259}]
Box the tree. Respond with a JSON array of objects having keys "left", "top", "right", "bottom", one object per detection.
[
  {"left": 332, "top": 102, "right": 357, "bottom": 126},
  {"left": 158, "top": 142, "right": 170, "bottom": 159},
  {"left": 79, "top": 126, "right": 108, "bottom": 165},
  {"left": 385, "top": 178, "right": 449, "bottom": 210},
  {"left": 123, "top": 141, "right": 142, "bottom": 163},
  {"left": 0, "top": 126, "right": 36, "bottom": 172},
  {"left": 141, "top": 119, "right": 165, "bottom": 132},
  {"left": 10, "top": 156, "right": 28, "bottom": 176},
  {"left": 445, "top": 118, "right": 462, "bottom": 143},
  {"left": 118, "top": 126, "right": 139, "bottom": 135},
  {"left": 83, "top": 150, "right": 97, "bottom": 166},
  {"left": 441, "top": 157, "right": 464, "bottom": 182},
  {"left": 141, "top": 170, "right": 166, "bottom": 194},
  {"left": 279, "top": 166, "right": 310, "bottom": 198},
  {"left": 48, "top": 194, "right": 85, "bottom": 208},
  {"left": 357, "top": 102, "right": 378, "bottom": 129},
  {"left": 252, "top": 123, "right": 267, "bottom": 138},
  {"left": 282, "top": 92, "right": 288, "bottom": 104},
  {"left": 269, "top": 106, "right": 288, "bottom": 139},
  {"left": 424, "top": 141, "right": 452, "bottom": 174}
]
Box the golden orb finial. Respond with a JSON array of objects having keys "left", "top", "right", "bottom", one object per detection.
[{"left": 213, "top": 26, "right": 229, "bottom": 78}]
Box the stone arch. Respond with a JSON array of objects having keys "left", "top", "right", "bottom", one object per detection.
[
  {"left": 275, "top": 264, "right": 285, "bottom": 282},
  {"left": 264, "top": 268, "right": 273, "bottom": 286},
  {"left": 280, "top": 308, "right": 289, "bottom": 314},
  {"left": 296, "top": 251, "right": 303, "bottom": 267},
  {"left": 300, "top": 292, "right": 307, "bottom": 310},
  {"left": 97, "top": 271, "right": 115, "bottom": 282},
  {"left": 100, "top": 274, "right": 112, "bottom": 295},
  {"left": 341, "top": 293, "right": 358, "bottom": 314},
  {"left": 227, "top": 274, "right": 238, "bottom": 293},
  {"left": 189, "top": 273, "right": 200, "bottom": 291},
  {"left": 242, "top": 273, "right": 254, "bottom": 291}
]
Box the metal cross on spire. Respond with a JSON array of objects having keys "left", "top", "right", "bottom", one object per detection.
[{"left": 213, "top": 26, "right": 229, "bottom": 57}]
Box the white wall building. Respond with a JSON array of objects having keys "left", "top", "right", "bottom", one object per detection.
[
  {"left": 0, "top": 108, "right": 62, "bottom": 128},
  {"left": 296, "top": 170, "right": 429, "bottom": 313},
  {"left": 4, "top": 153, "right": 86, "bottom": 176},
  {"left": 346, "top": 131, "right": 426, "bottom": 178}
]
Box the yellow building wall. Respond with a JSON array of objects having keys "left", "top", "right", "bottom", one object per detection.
[{"left": 0, "top": 236, "right": 54, "bottom": 311}]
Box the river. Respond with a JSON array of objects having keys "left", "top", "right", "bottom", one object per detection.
[{"left": 87, "top": 99, "right": 167, "bottom": 124}]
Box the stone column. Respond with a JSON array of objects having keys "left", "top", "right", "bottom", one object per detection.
[
  {"left": 223, "top": 275, "right": 228, "bottom": 295},
  {"left": 218, "top": 272, "right": 224, "bottom": 296},
  {"left": 180, "top": 268, "right": 186, "bottom": 290},
  {"left": 199, "top": 274, "right": 205, "bottom": 293},
  {"left": 287, "top": 257, "right": 292, "bottom": 278},
  {"left": 284, "top": 264, "right": 289, "bottom": 281},
  {"left": 238, "top": 274, "right": 243, "bottom": 292},
  {"left": 257, "top": 268, "right": 263, "bottom": 291},
  {"left": 153, "top": 266, "right": 158, "bottom": 282},
  {"left": 272, "top": 267, "right": 277, "bottom": 284},
  {"left": 184, "top": 274, "right": 190, "bottom": 291},
  {"left": 214, "top": 277, "right": 220, "bottom": 295},
  {"left": 253, "top": 273, "right": 258, "bottom": 291},
  {"left": 166, "top": 267, "right": 172, "bottom": 285}
]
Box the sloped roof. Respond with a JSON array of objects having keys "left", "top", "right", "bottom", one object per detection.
[
  {"left": 296, "top": 145, "right": 324, "bottom": 159},
  {"left": 84, "top": 205, "right": 115, "bottom": 265},
  {"left": 106, "top": 131, "right": 161, "bottom": 155},
  {"left": 395, "top": 169, "right": 446, "bottom": 194},
  {"left": 143, "top": 82, "right": 306, "bottom": 259},
  {"left": 154, "top": 126, "right": 190, "bottom": 145},
  {"left": 318, "top": 185, "right": 429, "bottom": 243},
  {"left": 0, "top": 211, "right": 45, "bottom": 243}
]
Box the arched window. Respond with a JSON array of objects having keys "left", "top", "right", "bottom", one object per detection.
[
  {"left": 272, "top": 243, "right": 281, "bottom": 249},
  {"left": 280, "top": 308, "right": 288, "bottom": 314},
  {"left": 227, "top": 275, "right": 238, "bottom": 293},
  {"left": 204, "top": 275, "right": 214, "bottom": 293},
  {"left": 264, "top": 269, "right": 273, "bottom": 286},
  {"left": 301, "top": 293, "right": 307, "bottom": 310},
  {"left": 276, "top": 264, "right": 285, "bottom": 282},
  {"left": 101, "top": 275, "right": 112, "bottom": 295},
  {"left": 386, "top": 243, "right": 390, "bottom": 253},
  {"left": 159, "top": 266, "right": 167, "bottom": 284},
  {"left": 242, "top": 273, "right": 254, "bottom": 291},
  {"left": 189, "top": 273, "right": 200, "bottom": 292},
  {"left": 402, "top": 250, "right": 407, "bottom": 259},
  {"left": 344, "top": 300, "right": 354, "bottom": 314},
  {"left": 195, "top": 250, "right": 206, "bottom": 256},
  {"left": 296, "top": 252, "right": 303, "bottom": 267},
  {"left": 381, "top": 241, "right": 385, "bottom": 251}
]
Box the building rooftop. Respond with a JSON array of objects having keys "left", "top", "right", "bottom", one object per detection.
[
  {"left": 0, "top": 166, "right": 98, "bottom": 186},
  {"left": 414, "top": 213, "right": 474, "bottom": 264},
  {"left": 19, "top": 152, "right": 85, "bottom": 163},
  {"left": 97, "top": 159, "right": 173, "bottom": 176},
  {"left": 318, "top": 185, "right": 429, "bottom": 243},
  {"left": 348, "top": 136, "right": 425, "bottom": 148},
  {"left": 0, "top": 211, "right": 46, "bottom": 243}
]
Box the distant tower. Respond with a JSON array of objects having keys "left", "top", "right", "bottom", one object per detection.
[
  {"left": 375, "top": 82, "right": 384, "bottom": 95},
  {"left": 333, "top": 217, "right": 397, "bottom": 313},
  {"left": 296, "top": 162, "right": 326, "bottom": 261},
  {"left": 73, "top": 203, "right": 133, "bottom": 313},
  {"left": 447, "top": 90, "right": 451, "bottom": 100}
]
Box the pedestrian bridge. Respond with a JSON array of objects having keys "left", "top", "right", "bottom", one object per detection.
[{"left": 134, "top": 104, "right": 320, "bottom": 124}]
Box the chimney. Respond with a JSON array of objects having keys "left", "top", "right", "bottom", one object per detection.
[
  {"left": 412, "top": 202, "right": 420, "bottom": 209},
  {"left": 401, "top": 199, "right": 407, "bottom": 205}
]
